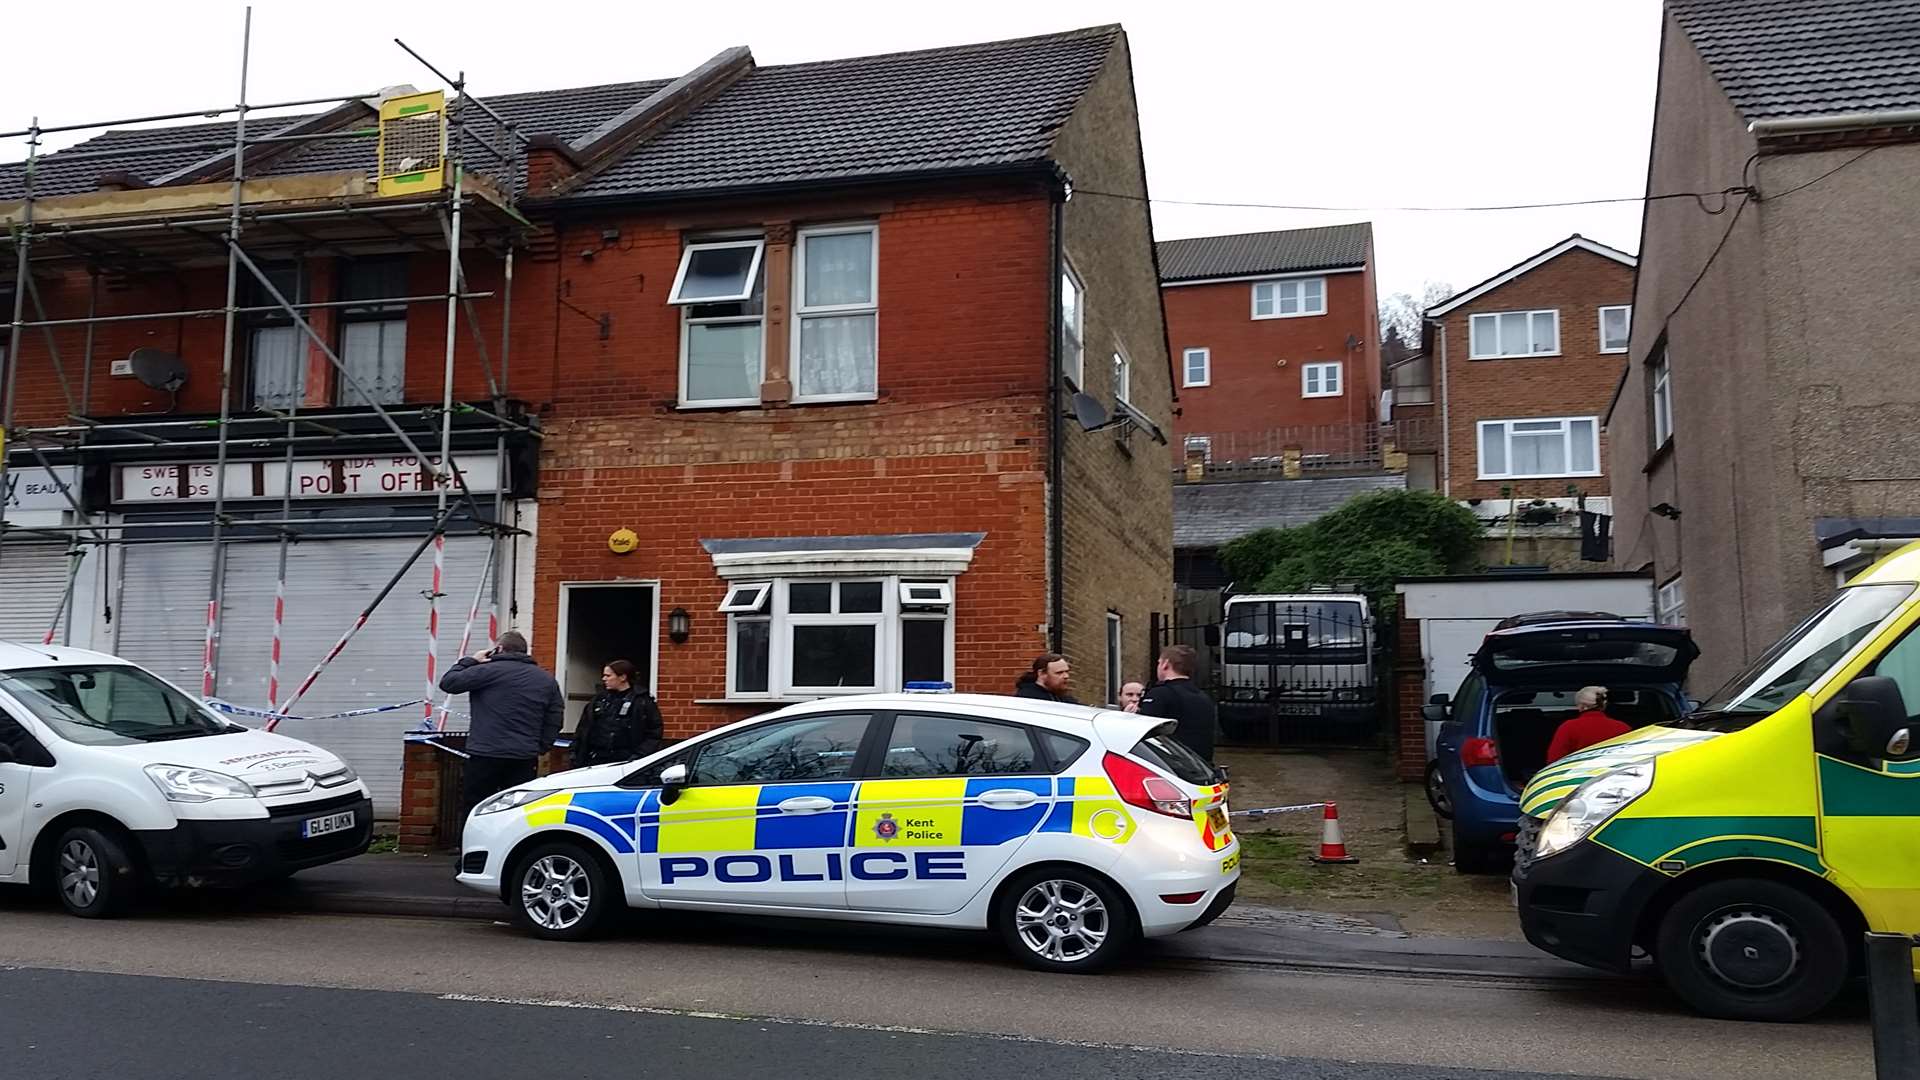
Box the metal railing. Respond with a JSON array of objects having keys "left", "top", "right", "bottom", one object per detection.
[{"left": 1176, "top": 418, "right": 1439, "bottom": 482}]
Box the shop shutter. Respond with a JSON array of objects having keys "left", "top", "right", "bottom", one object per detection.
[
  {"left": 0, "top": 543, "right": 81, "bottom": 644},
  {"left": 114, "top": 543, "right": 218, "bottom": 689}
]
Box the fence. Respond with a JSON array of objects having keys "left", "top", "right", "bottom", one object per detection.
[
  {"left": 1868, "top": 932, "right": 1919, "bottom": 1078},
  {"left": 1176, "top": 418, "right": 1438, "bottom": 483}
]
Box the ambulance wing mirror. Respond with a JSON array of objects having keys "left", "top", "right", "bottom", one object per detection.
[
  {"left": 1824, "top": 676, "right": 1917, "bottom": 761},
  {"left": 659, "top": 762, "right": 689, "bottom": 805}
]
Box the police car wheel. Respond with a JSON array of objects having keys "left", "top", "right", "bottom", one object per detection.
[
  {"left": 1655, "top": 878, "right": 1848, "bottom": 1022},
  {"left": 509, "top": 843, "right": 613, "bottom": 941},
  {"left": 51, "top": 825, "right": 137, "bottom": 919},
  {"left": 997, "top": 868, "right": 1136, "bottom": 973}
]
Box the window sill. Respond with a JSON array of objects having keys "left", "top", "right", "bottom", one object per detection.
[
  {"left": 1599, "top": 347, "right": 1630, "bottom": 355},
  {"left": 1468, "top": 352, "right": 1564, "bottom": 361},
  {"left": 1302, "top": 391, "right": 1344, "bottom": 399},
  {"left": 1251, "top": 311, "right": 1328, "bottom": 321},
  {"left": 694, "top": 693, "right": 885, "bottom": 706},
  {"left": 1477, "top": 472, "right": 1604, "bottom": 482},
  {"left": 1643, "top": 438, "right": 1676, "bottom": 473},
  {"left": 677, "top": 399, "right": 764, "bottom": 411},
  {"left": 791, "top": 394, "right": 880, "bottom": 406}
]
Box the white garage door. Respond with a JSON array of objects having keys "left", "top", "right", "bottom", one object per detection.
[
  {"left": 0, "top": 543, "right": 78, "bottom": 644},
  {"left": 118, "top": 535, "right": 495, "bottom": 815}
]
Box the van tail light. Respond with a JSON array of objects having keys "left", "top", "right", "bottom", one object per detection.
[
  {"left": 1461, "top": 737, "right": 1500, "bottom": 768},
  {"left": 1103, "top": 752, "right": 1193, "bottom": 819}
]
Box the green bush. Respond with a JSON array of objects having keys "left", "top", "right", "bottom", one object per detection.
[{"left": 1218, "top": 489, "right": 1481, "bottom": 617}]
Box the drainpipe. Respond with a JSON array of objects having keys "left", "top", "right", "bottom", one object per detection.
[
  {"left": 1431, "top": 319, "right": 1451, "bottom": 498},
  {"left": 1048, "top": 191, "right": 1066, "bottom": 655}
]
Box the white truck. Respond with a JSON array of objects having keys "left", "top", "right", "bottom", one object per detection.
[{"left": 1216, "top": 592, "right": 1376, "bottom": 742}]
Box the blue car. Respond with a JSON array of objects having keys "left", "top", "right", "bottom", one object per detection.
[{"left": 1430, "top": 619, "right": 1697, "bottom": 873}]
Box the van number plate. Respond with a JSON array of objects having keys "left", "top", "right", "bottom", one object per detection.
[{"left": 303, "top": 811, "right": 355, "bottom": 839}]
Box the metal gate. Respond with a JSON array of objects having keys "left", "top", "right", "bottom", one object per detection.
[{"left": 1153, "top": 601, "right": 1391, "bottom": 748}]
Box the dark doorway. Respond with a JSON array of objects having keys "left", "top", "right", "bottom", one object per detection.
[{"left": 559, "top": 583, "right": 657, "bottom": 713}]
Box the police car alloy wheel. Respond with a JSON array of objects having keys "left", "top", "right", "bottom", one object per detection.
[
  {"left": 997, "top": 867, "right": 1136, "bottom": 973},
  {"left": 51, "top": 825, "right": 138, "bottom": 919},
  {"left": 510, "top": 842, "right": 614, "bottom": 941}
]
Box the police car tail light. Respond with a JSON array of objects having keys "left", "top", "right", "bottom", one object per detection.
[{"left": 1103, "top": 752, "right": 1193, "bottom": 818}]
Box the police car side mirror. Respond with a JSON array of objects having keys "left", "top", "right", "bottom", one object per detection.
[{"left": 659, "top": 762, "right": 689, "bottom": 805}]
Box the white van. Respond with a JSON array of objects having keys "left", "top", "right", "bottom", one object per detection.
[{"left": 0, "top": 642, "right": 373, "bottom": 917}]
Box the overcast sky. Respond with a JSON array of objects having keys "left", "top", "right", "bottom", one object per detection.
[{"left": 1, "top": 0, "right": 1662, "bottom": 301}]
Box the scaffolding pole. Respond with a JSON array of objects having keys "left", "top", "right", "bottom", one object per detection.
[
  {"left": 0, "top": 117, "right": 40, "bottom": 582},
  {"left": 423, "top": 74, "right": 469, "bottom": 726}
]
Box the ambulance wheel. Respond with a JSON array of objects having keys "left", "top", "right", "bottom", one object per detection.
[
  {"left": 508, "top": 841, "right": 614, "bottom": 942},
  {"left": 51, "top": 825, "right": 138, "bottom": 919},
  {"left": 1655, "top": 878, "right": 1848, "bottom": 1021},
  {"left": 997, "top": 867, "right": 1137, "bottom": 973}
]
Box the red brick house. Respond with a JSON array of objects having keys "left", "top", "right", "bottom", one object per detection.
[
  {"left": 1156, "top": 224, "right": 1381, "bottom": 467},
  {"left": 1395, "top": 235, "right": 1636, "bottom": 516},
  {"left": 0, "top": 25, "right": 1172, "bottom": 834}
]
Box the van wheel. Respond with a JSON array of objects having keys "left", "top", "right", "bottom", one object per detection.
[
  {"left": 53, "top": 826, "right": 139, "bottom": 919},
  {"left": 1425, "top": 761, "right": 1454, "bottom": 819},
  {"left": 1654, "top": 878, "right": 1848, "bottom": 1021},
  {"left": 997, "top": 867, "right": 1138, "bottom": 974},
  {"left": 508, "top": 842, "right": 614, "bottom": 942}
]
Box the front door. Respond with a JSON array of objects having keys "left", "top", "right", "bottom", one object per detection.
[
  {"left": 1818, "top": 620, "right": 1920, "bottom": 931},
  {"left": 642, "top": 712, "right": 871, "bottom": 909},
  {"left": 848, "top": 711, "right": 1054, "bottom": 915}
]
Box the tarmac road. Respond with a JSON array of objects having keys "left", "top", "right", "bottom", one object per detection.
[{"left": 0, "top": 902, "right": 1875, "bottom": 1079}]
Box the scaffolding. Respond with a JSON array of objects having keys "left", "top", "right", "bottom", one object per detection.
[{"left": 0, "top": 9, "right": 537, "bottom": 719}]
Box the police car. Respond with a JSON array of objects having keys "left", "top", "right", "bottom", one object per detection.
[{"left": 457, "top": 693, "right": 1238, "bottom": 971}]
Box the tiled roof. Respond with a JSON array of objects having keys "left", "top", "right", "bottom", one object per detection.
[
  {"left": 1668, "top": 0, "right": 1920, "bottom": 121},
  {"left": 1174, "top": 473, "right": 1407, "bottom": 549},
  {"left": 1156, "top": 224, "right": 1372, "bottom": 283},
  {"left": 0, "top": 26, "right": 1120, "bottom": 204}
]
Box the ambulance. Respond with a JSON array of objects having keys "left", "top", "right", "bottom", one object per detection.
[
  {"left": 1514, "top": 543, "right": 1920, "bottom": 1020},
  {"left": 457, "top": 694, "right": 1238, "bottom": 972}
]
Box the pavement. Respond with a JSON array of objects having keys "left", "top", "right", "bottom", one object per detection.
[{"left": 258, "top": 852, "right": 1607, "bottom": 983}]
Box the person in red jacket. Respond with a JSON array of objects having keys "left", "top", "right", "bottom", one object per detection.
[{"left": 1546, "top": 686, "right": 1630, "bottom": 764}]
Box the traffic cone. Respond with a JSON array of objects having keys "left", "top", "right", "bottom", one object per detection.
[{"left": 1310, "top": 801, "right": 1359, "bottom": 864}]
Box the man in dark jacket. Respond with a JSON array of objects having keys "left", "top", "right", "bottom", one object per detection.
[
  {"left": 438, "top": 630, "right": 564, "bottom": 814},
  {"left": 572, "top": 658, "right": 664, "bottom": 769},
  {"left": 1137, "top": 645, "right": 1218, "bottom": 763},
  {"left": 1013, "top": 654, "right": 1078, "bottom": 704}
]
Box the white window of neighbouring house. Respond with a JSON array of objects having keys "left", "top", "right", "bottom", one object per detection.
[
  {"left": 1657, "top": 577, "right": 1686, "bottom": 626},
  {"left": 1650, "top": 348, "right": 1673, "bottom": 448},
  {"left": 1302, "top": 361, "right": 1342, "bottom": 398},
  {"left": 1183, "top": 347, "right": 1210, "bottom": 387},
  {"left": 1251, "top": 277, "right": 1326, "bottom": 319},
  {"left": 722, "top": 576, "right": 954, "bottom": 698},
  {"left": 1184, "top": 435, "right": 1212, "bottom": 463},
  {"left": 1114, "top": 346, "right": 1133, "bottom": 403},
  {"left": 339, "top": 257, "right": 408, "bottom": 407},
  {"left": 674, "top": 236, "right": 767, "bottom": 406},
  {"left": 1106, "top": 611, "right": 1123, "bottom": 707},
  {"left": 1061, "top": 263, "right": 1085, "bottom": 388},
  {"left": 1477, "top": 417, "right": 1600, "bottom": 479},
  {"left": 1599, "top": 305, "right": 1631, "bottom": 353},
  {"left": 1469, "top": 309, "right": 1560, "bottom": 358},
  {"left": 793, "top": 224, "right": 879, "bottom": 403}
]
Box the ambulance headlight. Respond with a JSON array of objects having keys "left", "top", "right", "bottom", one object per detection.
[
  {"left": 1535, "top": 763, "right": 1655, "bottom": 859},
  {"left": 473, "top": 787, "right": 547, "bottom": 816}
]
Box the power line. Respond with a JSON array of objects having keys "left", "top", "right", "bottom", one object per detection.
[
  {"left": 1759, "top": 144, "right": 1882, "bottom": 201},
  {"left": 1664, "top": 192, "right": 1749, "bottom": 326},
  {"left": 1074, "top": 186, "right": 1751, "bottom": 214}
]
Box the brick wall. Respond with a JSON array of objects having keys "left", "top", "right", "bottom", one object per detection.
[
  {"left": 1163, "top": 267, "right": 1382, "bottom": 445},
  {"left": 1393, "top": 614, "right": 1427, "bottom": 781},
  {"left": 1436, "top": 247, "right": 1634, "bottom": 501}
]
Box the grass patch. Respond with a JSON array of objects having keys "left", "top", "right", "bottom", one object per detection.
[
  {"left": 1236, "top": 831, "right": 1316, "bottom": 892},
  {"left": 366, "top": 834, "right": 399, "bottom": 855}
]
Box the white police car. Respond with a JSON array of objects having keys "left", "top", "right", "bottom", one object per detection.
[{"left": 457, "top": 693, "right": 1238, "bottom": 971}]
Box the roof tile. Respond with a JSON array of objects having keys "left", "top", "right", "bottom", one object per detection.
[
  {"left": 1668, "top": 0, "right": 1920, "bottom": 121},
  {"left": 1156, "top": 224, "right": 1372, "bottom": 283}
]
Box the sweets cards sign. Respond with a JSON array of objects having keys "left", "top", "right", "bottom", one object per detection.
[{"left": 116, "top": 455, "right": 501, "bottom": 503}]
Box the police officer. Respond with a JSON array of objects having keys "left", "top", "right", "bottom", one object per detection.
[
  {"left": 1137, "top": 645, "right": 1218, "bottom": 763},
  {"left": 571, "top": 659, "right": 663, "bottom": 769}
]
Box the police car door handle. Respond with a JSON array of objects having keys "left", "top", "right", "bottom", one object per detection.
[
  {"left": 976, "top": 789, "right": 1040, "bottom": 810},
  {"left": 776, "top": 796, "right": 836, "bottom": 815}
]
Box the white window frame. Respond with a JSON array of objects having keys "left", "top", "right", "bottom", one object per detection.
[
  {"left": 1113, "top": 345, "right": 1132, "bottom": 403},
  {"left": 677, "top": 232, "right": 767, "bottom": 408},
  {"left": 1468, "top": 309, "right": 1561, "bottom": 359},
  {"left": 1650, "top": 348, "right": 1673, "bottom": 449},
  {"left": 1301, "top": 361, "right": 1343, "bottom": 398},
  {"left": 718, "top": 581, "right": 773, "bottom": 614},
  {"left": 791, "top": 223, "right": 879, "bottom": 405},
  {"left": 1476, "top": 416, "right": 1602, "bottom": 480},
  {"left": 724, "top": 575, "right": 955, "bottom": 700},
  {"left": 1105, "top": 611, "right": 1124, "bottom": 707},
  {"left": 1183, "top": 435, "right": 1212, "bottom": 463},
  {"left": 898, "top": 580, "right": 954, "bottom": 608},
  {"left": 667, "top": 238, "right": 766, "bottom": 305},
  {"left": 1251, "top": 276, "right": 1327, "bottom": 320},
  {"left": 1598, "top": 305, "right": 1632, "bottom": 354},
  {"left": 1061, "top": 262, "right": 1086, "bottom": 388},
  {"left": 1656, "top": 577, "right": 1686, "bottom": 626},
  {"left": 1182, "top": 347, "right": 1210, "bottom": 388}
]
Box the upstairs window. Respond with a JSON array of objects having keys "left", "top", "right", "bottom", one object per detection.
[
  {"left": 1252, "top": 277, "right": 1326, "bottom": 319},
  {"left": 1182, "top": 347, "right": 1210, "bottom": 388},
  {"left": 1650, "top": 348, "right": 1674, "bottom": 449},
  {"left": 794, "top": 224, "right": 878, "bottom": 403},
  {"left": 1598, "top": 305, "right": 1632, "bottom": 353},
  {"left": 1113, "top": 346, "right": 1133, "bottom": 403},
  {"left": 1061, "top": 264, "right": 1086, "bottom": 387},
  {"left": 1478, "top": 417, "right": 1599, "bottom": 479},
  {"left": 339, "top": 257, "right": 408, "bottom": 407},
  {"left": 668, "top": 239, "right": 765, "bottom": 305},
  {"left": 1302, "top": 361, "right": 1342, "bottom": 398},
  {"left": 1469, "top": 310, "right": 1560, "bottom": 358},
  {"left": 674, "top": 236, "right": 766, "bottom": 407},
  {"left": 246, "top": 263, "right": 305, "bottom": 410},
  {"left": 1656, "top": 577, "right": 1687, "bottom": 626}
]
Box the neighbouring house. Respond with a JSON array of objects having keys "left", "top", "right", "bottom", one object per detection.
[
  {"left": 1392, "top": 235, "right": 1635, "bottom": 564},
  {"left": 0, "top": 24, "right": 1172, "bottom": 837},
  {"left": 1613, "top": 0, "right": 1920, "bottom": 687},
  {"left": 1157, "top": 224, "right": 1383, "bottom": 471}
]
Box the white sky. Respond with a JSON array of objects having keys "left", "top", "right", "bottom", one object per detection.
[{"left": 0, "top": 0, "right": 1662, "bottom": 301}]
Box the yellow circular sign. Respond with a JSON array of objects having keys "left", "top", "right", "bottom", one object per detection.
[{"left": 607, "top": 528, "right": 639, "bottom": 555}]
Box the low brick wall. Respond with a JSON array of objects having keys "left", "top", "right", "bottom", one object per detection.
[
  {"left": 1393, "top": 615, "right": 1428, "bottom": 782},
  {"left": 399, "top": 735, "right": 570, "bottom": 853}
]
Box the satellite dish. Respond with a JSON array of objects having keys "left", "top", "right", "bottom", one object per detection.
[
  {"left": 1070, "top": 391, "right": 1112, "bottom": 433},
  {"left": 129, "top": 348, "right": 188, "bottom": 392}
]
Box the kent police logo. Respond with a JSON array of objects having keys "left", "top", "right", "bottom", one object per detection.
[{"left": 872, "top": 813, "right": 900, "bottom": 842}]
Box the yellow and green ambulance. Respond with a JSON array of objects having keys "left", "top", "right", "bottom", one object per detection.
[{"left": 1514, "top": 542, "right": 1920, "bottom": 1021}]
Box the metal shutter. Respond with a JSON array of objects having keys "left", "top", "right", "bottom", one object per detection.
[
  {"left": 215, "top": 536, "right": 493, "bottom": 815},
  {"left": 0, "top": 543, "right": 80, "bottom": 644},
  {"left": 114, "top": 543, "right": 217, "bottom": 688}
]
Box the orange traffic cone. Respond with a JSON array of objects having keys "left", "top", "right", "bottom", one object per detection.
[{"left": 1310, "top": 801, "right": 1359, "bottom": 864}]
